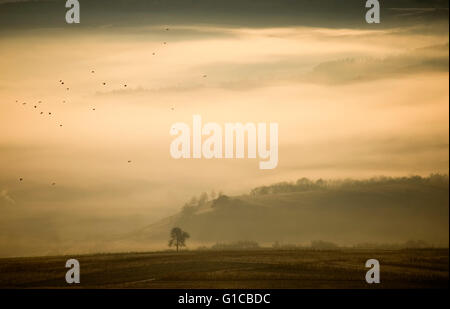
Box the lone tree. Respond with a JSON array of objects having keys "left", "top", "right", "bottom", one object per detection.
[{"left": 169, "top": 227, "right": 190, "bottom": 252}]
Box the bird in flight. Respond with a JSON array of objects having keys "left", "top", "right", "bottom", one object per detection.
[{"left": 19, "top": 178, "right": 23, "bottom": 182}]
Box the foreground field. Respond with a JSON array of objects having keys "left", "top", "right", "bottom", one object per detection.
[{"left": 0, "top": 249, "right": 448, "bottom": 288}]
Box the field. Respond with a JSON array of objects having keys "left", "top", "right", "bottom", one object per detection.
[{"left": 0, "top": 249, "right": 448, "bottom": 289}]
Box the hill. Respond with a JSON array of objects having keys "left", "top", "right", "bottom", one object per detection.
[{"left": 129, "top": 175, "right": 449, "bottom": 247}]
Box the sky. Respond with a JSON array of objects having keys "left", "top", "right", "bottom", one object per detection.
[{"left": 0, "top": 0, "right": 448, "bottom": 256}]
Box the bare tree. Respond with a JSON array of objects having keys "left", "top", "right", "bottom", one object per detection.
[{"left": 169, "top": 227, "right": 190, "bottom": 252}]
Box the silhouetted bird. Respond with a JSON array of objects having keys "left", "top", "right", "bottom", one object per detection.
[
  {"left": 60, "top": 124, "right": 63, "bottom": 127},
  {"left": 92, "top": 108, "right": 96, "bottom": 111},
  {"left": 48, "top": 112, "right": 51, "bottom": 115},
  {"left": 91, "top": 70, "right": 95, "bottom": 73},
  {"left": 124, "top": 84, "right": 127, "bottom": 87},
  {"left": 34, "top": 106, "right": 37, "bottom": 108},
  {"left": 203, "top": 75, "right": 207, "bottom": 78},
  {"left": 40, "top": 112, "right": 43, "bottom": 114},
  {"left": 66, "top": 88, "right": 69, "bottom": 90},
  {"left": 19, "top": 178, "right": 23, "bottom": 181},
  {"left": 103, "top": 82, "right": 106, "bottom": 85},
  {"left": 52, "top": 182, "right": 56, "bottom": 186},
  {"left": 38, "top": 101, "right": 42, "bottom": 103},
  {"left": 128, "top": 160, "right": 132, "bottom": 163}
]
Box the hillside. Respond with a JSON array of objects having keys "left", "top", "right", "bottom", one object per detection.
[{"left": 130, "top": 175, "right": 449, "bottom": 247}]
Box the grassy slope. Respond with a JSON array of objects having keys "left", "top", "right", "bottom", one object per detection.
[{"left": 134, "top": 181, "right": 449, "bottom": 246}]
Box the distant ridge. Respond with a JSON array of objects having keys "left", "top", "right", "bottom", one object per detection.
[{"left": 129, "top": 174, "right": 449, "bottom": 247}]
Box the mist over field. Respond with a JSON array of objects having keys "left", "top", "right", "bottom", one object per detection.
[
  {"left": 0, "top": 0, "right": 448, "bottom": 258},
  {"left": 0, "top": 175, "right": 448, "bottom": 257}
]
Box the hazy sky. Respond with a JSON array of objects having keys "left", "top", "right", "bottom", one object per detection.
[{"left": 0, "top": 0, "right": 448, "bottom": 256}]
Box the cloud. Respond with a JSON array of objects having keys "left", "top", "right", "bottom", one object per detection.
[
  {"left": 188, "top": 42, "right": 448, "bottom": 90},
  {"left": 0, "top": 189, "right": 15, "bottom": 205},
  {"left": 388, "top": 7, "right": 448, "bottom": 17},
  {"left": 94, "top": 84, "right": 205, "bottom": 96},
  {"left": 0, "top": 0, "right": 34, "bottom": 3},
  {"left": 304, "top": 43, "right": 449, "bottom": 85},
  {"left": 278, "top": 133, "right": 449, "bottom": 174},
  {"left": 1, "top": 0, "right": 448, "bottom": 32}
]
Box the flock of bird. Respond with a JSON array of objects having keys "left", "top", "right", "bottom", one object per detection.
[{"left": 16, "top": 29, "right": 208, "bottom": 186}]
